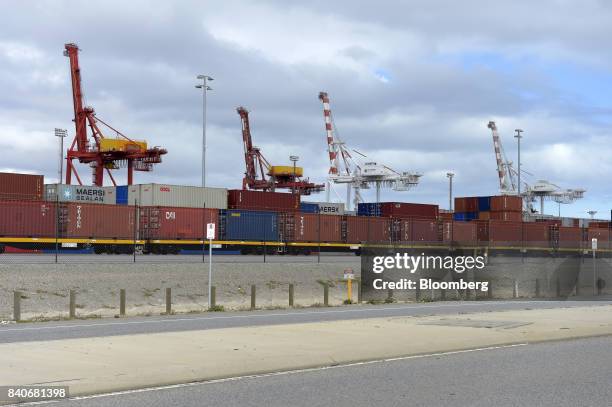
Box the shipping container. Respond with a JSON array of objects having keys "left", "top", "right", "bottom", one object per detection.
[
  {"left": 299, "top": 202, "right": 319, "bottom": 214},
  {"left": 477, "top": 196, "right": 491, "bottom": 211},
  {"left": 478, "top": 211, "right": 490, "bottom": 221},
  {"left": 587, "top": 228, "right": 609, "bottom": 245},
  {"left": 140, "top": 206, "right": 218, "bottom": 240},
  {"left": 45, "top": 184, "right": 116, "bottom": 205},
  {"left": 223, "top": 210, "right": 278, "bottom": 241},
  {"left": 454, "top": 197, "right": 478, "bottom": 213},
  {"left": 453, "top": 212, "right": 478, "bottom": 221},
  {"left": 490, "top": 195, "right": 522, "bottom": 212},
  {"left": 345, "top": 216, "right": 390, "bottom": 243},
  {"left": 391, "top": 218, "right": 438, "bottom": 242},
  {"left": 443, "top": 222, "right": 477, "bottom": 245},
  {"left": 127, "top": 184, "right": 227, "bottom": 209},
  {"left": 475, "top": 221, "right": 489, "bottom": 242},
  {"left": 228, "top": 190, "right": 298, "bottom": 212},
  {"left": 0, "top": 172, "right": 44, "bottom": 201},
  {"left": 557, "top": 226, "right": 583, "bottom": 249},
  {"left": 523, "top": 223, "right": 549, "bottom": 247},
  {"left": 0, "top": 200, "right": 55, "bottom": 237},
  {"left": 380, "top": 202, "right": 438, "bottom": 219},
  {"left": 490, "top": 211, "right": 522, "bottom": 222},
  {"left": 116, "top": 185, "right": 128, "bottom": 205},
  {"left": 311, "top": 201, "right": 345, "bottom": 215},
  {"left": 59, "top": 203, "right": 135, "bottom": 239},
  {"left": 287, "top": 213, "right": 342, "bottom": 242},
  {"left": 357, "top": 203, "right": 381, "bottom": 217},
  {"left": 489, "top": 221, "right": 522, "bottom": 245}
]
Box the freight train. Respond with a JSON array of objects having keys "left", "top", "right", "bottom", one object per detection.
[{"left": 0, "top": 173, "right": 609, "bottom": 255}]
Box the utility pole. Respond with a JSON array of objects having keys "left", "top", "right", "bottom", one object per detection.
[
  {"left": 446, "top": 172, "right": 454, "bottom": 211},
  {"left": 290, "top": 155, "right": 299, "bottom": 195},
  {"left": 514, "top": 129, "right": 523, "bottom": 195},
  {"left": 195, "top": 75, "right": 214, "bottom": 187},
  {"left": 54, "top": 128, "right": 67, "bottom": 183}
]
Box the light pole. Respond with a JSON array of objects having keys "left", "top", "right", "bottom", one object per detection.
[
  {"left": 54, "top": 128, "right": 67, "bottom": 183},
  {"left": 588, "top": 210, "right": 597, "bottom": 220},
  {"left": 290, "top": 155, "right": 299, "bottom": 195},
  {"left": 446, "top": 172, "right": 454, "bottom": 211},
  {"left": 195, "top": 75, "right": 214, "bottom": 187},
  {"left": 514, "top": 129, "right": 523, "bottom": 195}
]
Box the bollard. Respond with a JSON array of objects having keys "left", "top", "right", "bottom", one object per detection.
[
  {"left": 289, "top": 284, "right": 294, "bottom": 307},
  {"left": 13, "top": 291, "right": 21, "bottom": 322},
  {"left": 323, "top": 283, "right": 329, "bottom": 306},
  {"left": 535, "top": 279, "right": 541, "bottom": 298},
  {"left": 69, "top": 290, "right": 76, "bottom": 319},
  {"left": 513, "top": 280, "right": 518, "bottom": 299},
  {"left": 165, "top": 287, "right": 171, "bottom": 314},
  {"left": 556, "top": 277, "right": 561, "bottom": 298},
  {"left": 250, "top": 285, "right": 256, "bottom": 310},
  {"left": 357, "top": 280, "right": 362, "bottom": 304},
  {"left": 119, "top": 289, "right": 126, "bottom": 316},
  {"left": 210, "top": 286, "right": 216, "bottom": 307}
]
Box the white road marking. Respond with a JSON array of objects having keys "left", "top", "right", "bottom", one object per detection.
[
  {"left": 0, "top": 301, "right": 556, "bottom": 333},
  {"left": 7, "top": 343, "right": 529, "bottom": 406}
]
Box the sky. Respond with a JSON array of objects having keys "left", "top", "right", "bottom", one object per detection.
[{"left": 1, "top": 0, "right": 611, "bottom": 218}]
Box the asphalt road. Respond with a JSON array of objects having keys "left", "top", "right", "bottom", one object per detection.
[
  {"left": 1, "top": 299, "right": 610, "bottom": 343},
  {"left": 27, "top": 335, "right": 612, "bottom": 407},
  {"left": 0, "top": 253, "right": 357, "bottom": 264}
]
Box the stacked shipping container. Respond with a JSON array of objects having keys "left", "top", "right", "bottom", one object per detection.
[
  {"left": 0, "top": 173, "right": 44, "bottom": 201},
  {"left": 228, "top": 190, "right": 298, "bottom": 212}
]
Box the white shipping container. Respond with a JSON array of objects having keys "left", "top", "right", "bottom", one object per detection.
[
  {"left": 304, "top": 201, "right": 345, "bottom": 215},
  {"left": 44, "top": 184, "right": 116, "bottom": 205},
  {"left": 127, "top": 184, "right": 227, "bottom": 209}
]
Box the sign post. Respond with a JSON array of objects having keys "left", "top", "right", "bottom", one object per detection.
[
  {"left": 592, "top": 238, "right": 597, "bottom": 296},
  {"left": 344, "top": 268, "right": 355, "bottom": 302},
  {"left": 207, "top": 223, "right": 215, "bottom": 308}
]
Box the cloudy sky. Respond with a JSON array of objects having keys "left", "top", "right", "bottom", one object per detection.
[{"left": 1, "top": 1, "right": 611, "bottom": 218}]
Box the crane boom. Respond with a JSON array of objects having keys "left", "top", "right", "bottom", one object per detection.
[{"left": 488, "top": 121, "right": 516, "bottom": 193}]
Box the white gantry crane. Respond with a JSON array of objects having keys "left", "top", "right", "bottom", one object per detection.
[
  {"left": 487, "top": 121, "right": 585, "bottom": 215},
  {"left": 318, "top": 91, "right": 421, "bottom": 210}
]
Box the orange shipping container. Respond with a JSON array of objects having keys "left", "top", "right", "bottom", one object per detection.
[
  {"left": 61, "top": 203, "right": 135, "bottom": 239},
  {"left": 443, "top": 222, "right": 476, "bottom": 245},
  {"left": 0, "top": 200, "right": 56, "bottom": 237},
  {"left": 490, "top": 195, "right": 522, "bottom": 212},
  {"left": 140, "top": 206, "right": 218, "bottom": 240},
  {"left": 291, "top": 213, "right": 342, "bottom": 242},
  {"left": 523, "top": 223, "right": 549, "bottom": 247},
  {"left": 489, "top": 221, "right": 522, "bottom": 245},
  {"left": 490, "top": 211, "right": 522, "bottom": 222},
  {"left": 345, "top": 216, "right": 390, "bottom": 243}
]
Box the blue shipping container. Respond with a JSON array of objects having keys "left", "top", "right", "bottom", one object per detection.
[
  {"left": 224, "top": 210, "right": 278, "bottom": 241},
  {"left": 116, "top": 185, "right": 128, "bottom": 205},
  {"left": 300, "top": 202, "right": 319, "bottom": 213},
  {"left": 357, "top": 203, "right": 382, "bottom": 217},
  {"left": 477, "top": 196, "right": 491, "bottom": 212},
  {"left": 453, "top": 212, "right": 478, "bottom": 221}
]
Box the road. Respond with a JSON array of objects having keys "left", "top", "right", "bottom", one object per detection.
[
  {"left": 1, "top": 299, "right": 610, "bottom": 343},
  {"left": 19, "top": 335, "right": 612, "bottom": 407}
]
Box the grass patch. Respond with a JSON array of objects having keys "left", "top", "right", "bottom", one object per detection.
[{"left": 208, "top": 305, "right": 225, "bottom": 312}]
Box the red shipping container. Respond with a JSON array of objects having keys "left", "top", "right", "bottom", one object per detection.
[
  {"left": 490, "top": 211, "right": 522, "bottom": 222},
  {"left": 490, "top": 195, "right": 522, "bottom": 212},
  {"left": 588, "top": 228, "right": 610, "bottom": 244},
  {"left": 140, "top": 206, "right": 218, "bottom": 240},
  {"left": 345, "top": 216, "right": 390, "bottom": 243},
  {"left": 454, "top": 197, "right": 478, "bottom": 212},
  {"left": 443, "top": 222, "right": 476, "bottom": 244},
  {"left": 61, "top": 203, "right": 136, "bottom": 239},
  {"left": 489, "top": 221, "right": 522, "bottom": 245},
  {"left": 228, "top": 190, "right": 299, "bottom": 212},
  {"left": 558, "top": 227, "right": 582, "bottom": 249},
  {"left": 392, "top": 219, "right": 438, "bottom": 242},
  {"left": 290, "top": 213, "right": 342, "bottom": 242},
  {"left": 590, "top": 221, "right": 610, "bottom": 229},
  {"left": 475, "top": 221, "right": 489, "bottom": 242},
  {"left": 478, "top": 211, "right": 490, "bottom": 220},
  {"left": 379, "top": 202, "right": 438, "bottom": 219},
  {"left": 523, "top": 223, "right": 549, "bottom": 247},
  {"left": 0, "top": 172, "right": 44, "bottom": 201},
  {"left": 0, "top": 200, "right": 55, "bottom": 237},
  {"left": 438, "top": 211, "right": 453, "bottom": 221}
]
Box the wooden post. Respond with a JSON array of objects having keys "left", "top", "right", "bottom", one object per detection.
[
  {"left": 69, "top": 290, "right": 76, "bottom": 319},
  {"left": 13, "top": 291, "right": 21, "bottom": 322},
  {"left": 120, "top": 289, "right": 126, "bottom": 316},
  {"left": 165, "top": 287, "right": 171, "bottom": 314},
  {"left": 210, "top": 286, "right": 216, "bottom": 307},
  {"left": 250, "top": 285, "right": 256, "bottom": 310},
  {"left": 289, "top": 284, "right": 294, "bottom": 307},
  {"left": 323, "top": 283, "right": 329, "bottom": 306}
]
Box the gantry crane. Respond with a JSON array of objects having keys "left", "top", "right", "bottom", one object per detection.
[
  {"left": 63, "top": 43, "right": 167, "bottom": 186},
  {"left": 318, "top": 91, "right": 421, "bottom": 209},
  {"left": 487, "top": 121, "right": 585, "bottom": 214},
  {"left": 237, "top": 106, "right": 324, "bottom": 195}
]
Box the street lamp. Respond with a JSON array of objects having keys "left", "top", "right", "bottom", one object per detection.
[
  {"left": 54, "top": 128, "right": 67, "bottom": 184},
  {"left": 290, "top": 155, "right": 299, "bottom": 195},
  {"left": 588, "top": 210, "right": 597, "bottom": 220},
  {"left": 446, "top": 172, "right": 454, "bottom": 211},
  {"left": 195, "top": 75, "right": 214, "bottom": 187},
  {"left": 514, "top": 129, "right": 523, "bottom": 195}
]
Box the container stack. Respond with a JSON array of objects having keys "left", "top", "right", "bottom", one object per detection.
[
  {"left": 299, "top": 201, "right": 345, "bottom": 215},
  {"left": 0, "top": 173, "right": 44, "bottom": 201},
  {"left": 228, "top": 190, "right": 299, "bottom": 212},
  {"left": 454, "top": 195, "right": 522, "bottom": 222},
  {"left": 357, "top": 202, "right": 438, "bottom": 219}
]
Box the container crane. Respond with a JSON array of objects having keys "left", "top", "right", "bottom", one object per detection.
[
  {"left": 487, "top": 121, "right": 585, "bottom": 214},
  {"left": 63, "top": 43, "right": 167, "bottom": 186},
  {"left": 237, "top": 106, "right": 324, "bottom": 195},
  {"left": 318, "top": 91, "right": 421, "bottom": 209}
]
